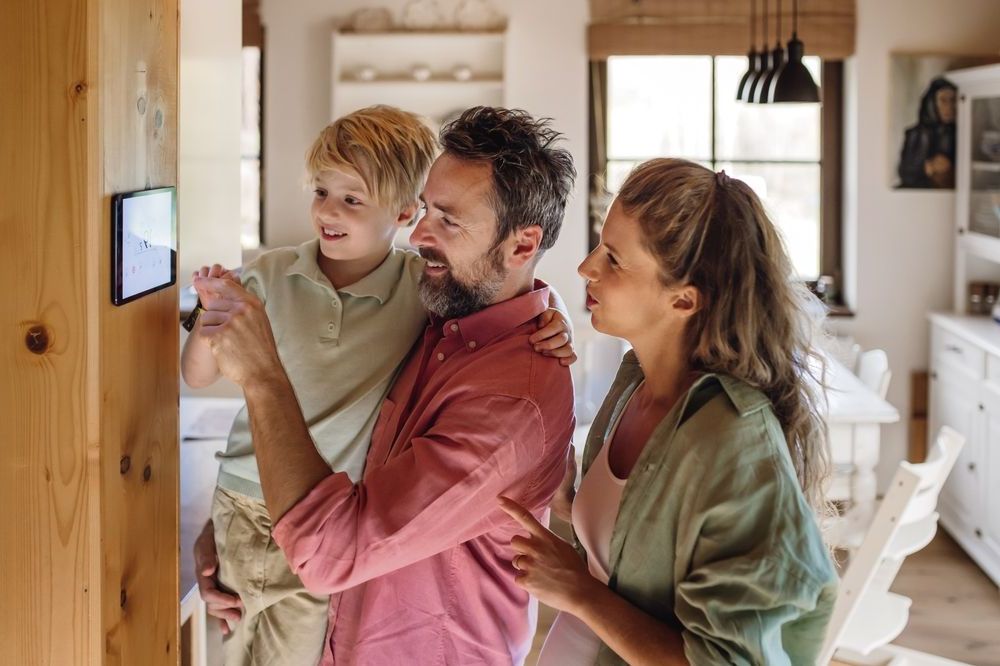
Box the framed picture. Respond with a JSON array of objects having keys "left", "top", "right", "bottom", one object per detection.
[{"left": 889, "top": 53, "right": 999, "bottom": 189}]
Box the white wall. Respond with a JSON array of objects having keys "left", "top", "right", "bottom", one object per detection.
[
  {"left": 834, "top": 0, "right": 1000, "bottom": 488},
  {"left": 259, "top": 0, "right": 1000, "bottom": 485},
  {"left": 178, "top": 0, "right": 243, "bottom": 279},
  {"left": 259, "top": 0, "right": 590, "bottom": 317}
]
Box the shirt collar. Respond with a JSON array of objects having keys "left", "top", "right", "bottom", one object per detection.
[
  {"left": 440, "top": 279, "right": 550, "bottom": 351},
  {"left": 285, "top": 239, "right": 402, "bottom": 304},
  {"left": 622, "top": 349, "right": 771, "bottom": 418}
]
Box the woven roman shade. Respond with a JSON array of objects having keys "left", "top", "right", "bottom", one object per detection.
[{"left": 588, "top": 0, "right": 855, "bottom": 59}]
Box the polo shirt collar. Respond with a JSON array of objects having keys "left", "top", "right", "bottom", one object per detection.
[
  {"left": 442, "top": 279, "right": 550, "bottom": 351},
  {"left": 285, "top": 239, "right": 402, "bottom": 304}
]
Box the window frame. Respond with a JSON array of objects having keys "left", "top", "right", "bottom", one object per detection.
[{"left": 589, "top": 58, "right": 848, "bottom": 313}]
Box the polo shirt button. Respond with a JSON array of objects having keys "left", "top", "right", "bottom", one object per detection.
[
  {"left": 328, "top": 323, "right": 335, "bottom": 331},
  {"left": 437, "top": 352, "right": 445, "bottom": 361},
  {"left": 450, "top": 324, "right": 459, "bottom": 332},
  {"left": 467, "top": 341, "right": 477, "bottom": 349}
]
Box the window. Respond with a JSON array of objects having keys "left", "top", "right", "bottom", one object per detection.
[
  {"left": 240, "top": 46, "right": 262, "bottom": 250},
  {"left": 595, "top": 55, "right": 843, "bottom": 293}
]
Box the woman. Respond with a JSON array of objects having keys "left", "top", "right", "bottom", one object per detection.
[{"left": 499, "top": 159, "right": 837, "bottom": 665}]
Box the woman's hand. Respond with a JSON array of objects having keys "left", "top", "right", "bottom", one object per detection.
[
  {"left": 530, "top": 308, "right": 578, "bottom": 366},
  {"left": 498, "top": 496, "right": 599, "bottom": 614}
]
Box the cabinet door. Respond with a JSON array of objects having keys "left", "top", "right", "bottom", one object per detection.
[
  {"left": 931, "top": 368, "right": 982, "bottom": 515},
  {"left": 983, "top": 387, "right": 1000, "bottom": 557}
]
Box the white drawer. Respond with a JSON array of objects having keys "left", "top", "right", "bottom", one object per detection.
[{"left": 934, "top": 327, "right": 985, "bottom": 381}]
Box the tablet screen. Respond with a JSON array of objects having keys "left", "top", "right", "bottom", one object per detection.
[{"left": 112, "top": 187, "right": 176, "bottom": 305}]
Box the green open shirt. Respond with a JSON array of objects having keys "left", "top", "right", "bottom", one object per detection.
[{"left": 574, "top": 351, "right": 838, "bottom": 665}]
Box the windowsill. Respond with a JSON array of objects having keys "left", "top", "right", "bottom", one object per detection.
[{"left": 826, "top": 302, "right": 854, "bottom": 318}]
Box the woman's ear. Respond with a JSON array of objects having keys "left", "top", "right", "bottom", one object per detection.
[{"left": 671, "top": 284, "right": 702, "bottom": 319}]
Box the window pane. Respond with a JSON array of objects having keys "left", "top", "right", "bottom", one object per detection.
[
  {"left": 715, "top": 55, "right": 821, "bottom": 162},
  {"left": 607, "top": 56, "right": 712, "bottom": 161},
  {"left": 717, "top": 162, "right": 821, "bottom": 279},
  {"left": 241, "top": 46, "right": 261, "bottom": 250}
]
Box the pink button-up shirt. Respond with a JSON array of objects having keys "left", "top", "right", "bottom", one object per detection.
[{"left": 272, "top": 282, "right": 575, "bottom": 665}]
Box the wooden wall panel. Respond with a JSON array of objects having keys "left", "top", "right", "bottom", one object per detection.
[{"left": 1, "top": 0, "right": 179, "bottom": 663}]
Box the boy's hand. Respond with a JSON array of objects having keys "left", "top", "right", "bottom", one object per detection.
[
  {"left": 530, "top": 308, "right": 577, "bottom": 366},
  {"left": 192, "top": 263, "right": 240, "bottom": 284}
]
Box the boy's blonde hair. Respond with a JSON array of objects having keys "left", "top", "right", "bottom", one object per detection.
[{"left": 306, "top": 105, "right": 439, "bottom": 213}]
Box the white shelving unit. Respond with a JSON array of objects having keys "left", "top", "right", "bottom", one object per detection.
[
  {"left": 330, "top": 30, "right": 505, "bottom": 126},
  {"left": 330, "top": 29, "right": 506, "bottom": 248},
  {"left": 928, "top": 63, "right": 1000, "bottom": 588}
]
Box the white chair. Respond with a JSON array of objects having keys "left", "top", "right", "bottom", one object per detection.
[
  {"left": 819, "top": 426, "right": 965, "bottom": 665},
  {"left": 857, "top": 349, "right": 892, "bottom": 399}
]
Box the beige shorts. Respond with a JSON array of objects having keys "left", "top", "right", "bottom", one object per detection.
[{"left": 211, "top": 486, "right": 330, "bottom": 666}]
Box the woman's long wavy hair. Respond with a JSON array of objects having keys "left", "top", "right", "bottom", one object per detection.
[{"left": 617, "top": 158, "right": 830, "bottom": 513}]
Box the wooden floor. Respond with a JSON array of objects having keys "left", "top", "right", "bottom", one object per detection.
[
  {"left": 197, "top": 530, "right": 1000, "bottom": 665},
  {"left": 890, "top": 530, "right": 1000, "bottom": 665},
  {"left": 527, "top": 529, "right": 1000, "bottom": 665}
]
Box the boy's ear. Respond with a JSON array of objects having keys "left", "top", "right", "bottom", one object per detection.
[{"left": 396, "top": 201, "right": 420, "bottom": 227}]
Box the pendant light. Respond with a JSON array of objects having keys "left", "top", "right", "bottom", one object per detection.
[
  {"left": 736, "top": 0, "right": 761, "bottom": 101},
  {"left": 757, "top": 0, "right": 785, "bottom": 103},
  {"left": 745, "top": 0, "right": 770, "bottom": 103},
  {"left": 770, "top": 0, "right": 820, "bottom": 102}
]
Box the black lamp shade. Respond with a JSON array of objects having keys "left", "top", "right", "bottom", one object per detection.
[
  {"left": 747, "top": 49, "right": 773, "bottom": 103},
  {"left": 770, "top": 37, "right": 820, "bottom": 103},
  {"left": 737, "top": 50, "right": 762, "bottom": 101},
  {"left": 756, "top": 44, "right": 785, "bottom": 103}
]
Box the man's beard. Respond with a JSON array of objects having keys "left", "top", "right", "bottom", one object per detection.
[{"left": 418, "top": 245, "right": 507, "bottom": 320}]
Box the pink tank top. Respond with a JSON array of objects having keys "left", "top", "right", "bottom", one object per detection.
[{"left": 536, "top": 384, "right": 639, "bottom": 665}]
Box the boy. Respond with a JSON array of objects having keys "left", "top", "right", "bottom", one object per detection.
[{"left": 182, "top": 105, "right": 575, "bottom": 665}]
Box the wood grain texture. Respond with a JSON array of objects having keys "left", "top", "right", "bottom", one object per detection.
[
  {"left": 587, "top": 0, "right": 856, "bottom": 59},
  {"left": 1, "top": 0, "right": 179, "bottom": 663}
]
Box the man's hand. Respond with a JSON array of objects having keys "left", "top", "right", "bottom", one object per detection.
[
  {"left": 192, "top": 277, "right": 283, "bottom": 388},
  {"left": 194, "top": 520, "right": 243, "bottom": 635},
  {"left": 530, "top": 308, "right": 578, "bottom": 366}
]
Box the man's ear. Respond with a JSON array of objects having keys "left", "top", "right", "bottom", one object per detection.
[
  {"left": 396, "top": 200, "right": 421, "bottom": 227},
  {"left": 507, "top": 225, "right": 543, "bottom": 269},
  {"left": 671, "top": 284, "right": 702, "bottom": 319}
]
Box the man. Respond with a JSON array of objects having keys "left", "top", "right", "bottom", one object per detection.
[{"left": 193, "top": 107, "right": 577, "bottom": 664}]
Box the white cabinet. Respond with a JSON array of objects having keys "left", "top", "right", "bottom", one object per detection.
[{"left": 929, "top": 315, "right": 1000, "bottom": 585}]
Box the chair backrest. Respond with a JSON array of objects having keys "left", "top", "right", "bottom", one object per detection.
[
  {"left": 817, "top": 426, "right": 966, "bottom": 665},
  {"left": 817, "top": 465, "right": 921, "bottom": 665},
  {"left": 898, "top": 426, "right": 965, "bottom": 525},
  {"left": 857, "top": 349, "right": 891, "bottom": 398}
]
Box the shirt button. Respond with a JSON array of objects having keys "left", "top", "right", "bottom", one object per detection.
[
  {"left": 467, "top": 341, "right": 477, "bottom": 350},
  {"left": 450, "top": 324, "right": 459, "bottom": 332},
  {"left": 328, "top": 323, "right": 335, "bottom": 331},
  {"left": 332, "top": 301, "right": 340, "bottom": 308},
  {"left": 437, "top": 352, "right": 445, "bottom": 361}
]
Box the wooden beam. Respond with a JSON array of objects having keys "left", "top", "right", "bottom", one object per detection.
[{"left": 1, "top": 0, "right": 179, "bottom": 663}]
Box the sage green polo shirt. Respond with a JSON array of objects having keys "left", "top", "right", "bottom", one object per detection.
[
  {"left": 576, "top": 351, "right": 838, "bottom": 665},
  {"left": 216, "top": 239, "right": 427, "bottom": 499}
]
